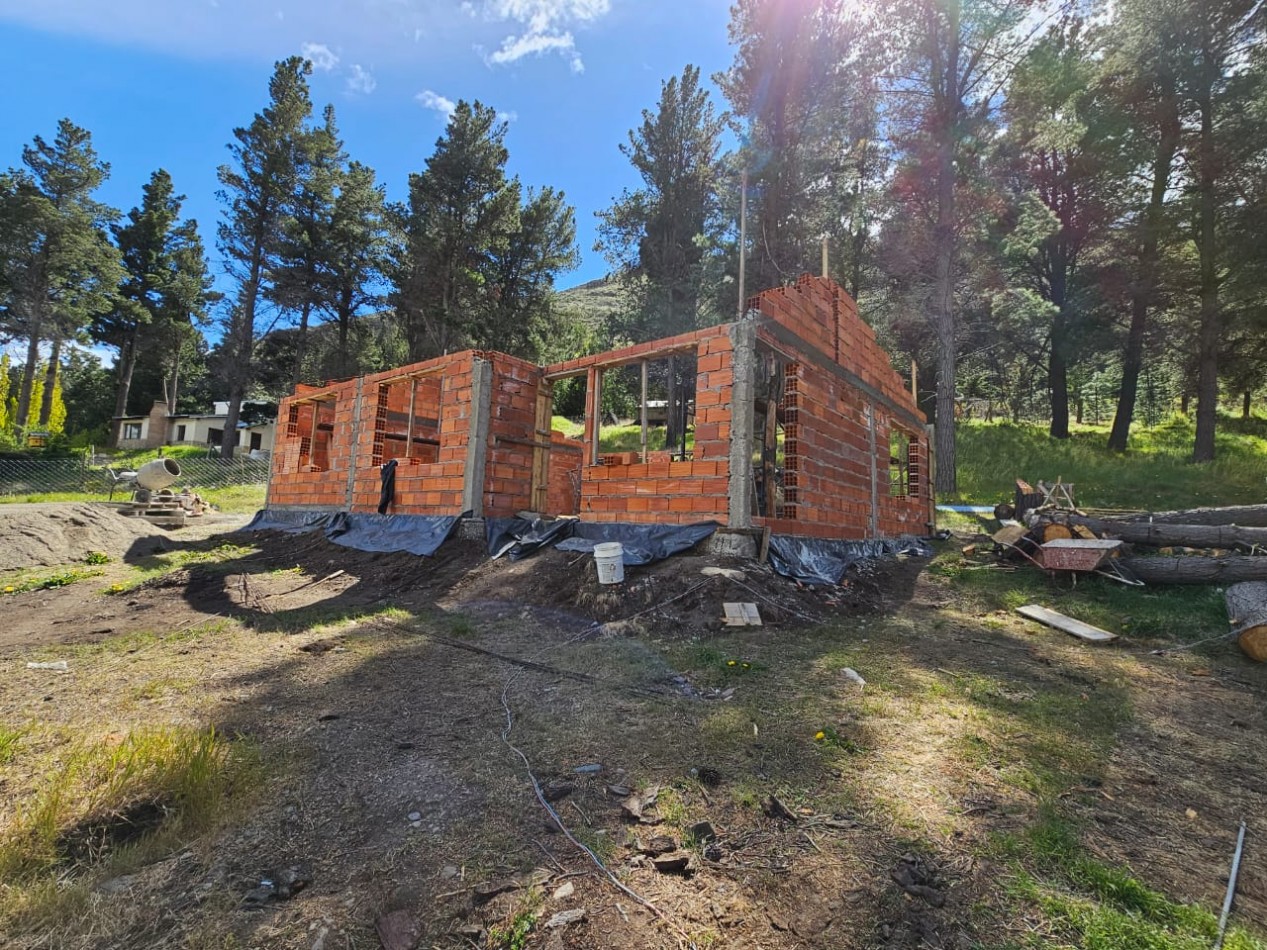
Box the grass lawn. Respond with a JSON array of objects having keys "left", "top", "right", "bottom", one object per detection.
[{"left": 952, "top": 414, "right": 1267, "bottom": 510}]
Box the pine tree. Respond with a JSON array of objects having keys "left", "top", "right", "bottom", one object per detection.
[
  {"left": 98, "top": 169, "right": 214, "bottom": 446},
  {"left": 996, "top": 17, "right": 1121, "bottom": 439},
  {"left": 326, "top": 160, "right": 389, "bottom": 378},
  {"left": 718, "top": 0, "right": 860, "bottom": 292},
  {"left": 391, "top": 101, "right": 575, "bottom": 360},
  {"left": 876, "top": 0, "right": 1033, "bottom": 492},
  {"left": 597, "top": 65, "right": 726, "bottom": 340},
  {"left": 270, "top": 104, "right": 343, "bottom": 386},
  {"left": 0, "top": 120, "right": 121, "bottom": 433},
  {"left": 216, "top": 57, "right": 313, "bottom": 458}
]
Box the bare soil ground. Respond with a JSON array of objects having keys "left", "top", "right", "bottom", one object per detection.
[{"left": 1, "top": 506, "right": 1265, "bottom": 949}]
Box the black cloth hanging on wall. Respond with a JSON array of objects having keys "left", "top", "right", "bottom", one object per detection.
[{"left": 378, "top": 459, "right": 398, "bottom": 514}]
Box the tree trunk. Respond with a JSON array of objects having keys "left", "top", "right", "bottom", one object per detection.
[
  {"left": 165, "top": 351, "right": 181, "bottom": 415},
  {"left": 291, "top": 301, "right": 312, "bottom": 389},
  {"left": 337, "top": 287, "right": 353, "bottom": 378},
  {"left": 931, "top": 2, "right": 961, "bottom": 495},
  {"left": 1193, "top": 65, "right": 1219, "bottom": 463},
  {"left": 16, "top": 316, "right": 41, "bottom": 430},
  {"left": 1119, "top": 504, "right": 1267, "bottom": 527},
  {"left": 37, "top": 338, "right": 60, "bottom": 428},
  {"left": 1243, "top": 390, "right": 1251, "bottom": 420},
  {"left": 1124, "top": 556, "right": 1267, "bottom": 585},
  {"left": 1226, "top": 582, "right": 1267, "bottom": 661},
  {"left": 1046, "top": 514, "right": 1267, "bottom": 549},
  {"left": 1181, "top": 391, "right": 1190, "bottom": 415},
  {"left": 1109, "top": 80, "right": 1179, "bottom": 453},
  {"left": 110, "top": 331, "right": 139, "bottom": 448},
  {"left": 1049, "top": 324, "right": 1070, "bottom": 439}
]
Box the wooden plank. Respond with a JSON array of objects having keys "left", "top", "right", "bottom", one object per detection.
[
  {"left": 1016, "top": 604, "right": 1117, "bottom": 643},
  {"left": 723, "top": 603, "right": 762, "bottom": 626},
  {"left": 531, "top": 382, "right": 552, "bottom": 512}
]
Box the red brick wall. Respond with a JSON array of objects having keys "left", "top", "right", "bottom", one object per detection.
[
  {"left": 547, "top": 431, "right": 584, "bottom": 516},
  {"left": 573, "top": 327, "right": 733, "bottom": 525},
  {"left": 580, "top": 460, "right": 729, "bottom": 524},
  {"left": 750, "top": 276, "right": 932, "bottom": 539},
  {"left": 482, "top": 353, "right": 543, "bottom": 517}
]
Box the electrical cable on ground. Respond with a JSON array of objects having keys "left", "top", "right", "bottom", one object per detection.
[{"left": 493, "top": 626, "right": 698, "bottom": 950}]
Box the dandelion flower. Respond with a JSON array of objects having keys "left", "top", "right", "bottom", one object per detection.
[
  {"left": 3, "top": 586, "right": 13, "bottom": 593},
  {"left": 814, "top": 731, "right": 826, "bottom": 741},
  {"left": 727, "top": 660, "right": 736, "bottom": 666},
  {"left": 742, "top": 662, "right": 751, "bottom": 669}
]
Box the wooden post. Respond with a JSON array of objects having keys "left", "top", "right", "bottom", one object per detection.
[
  {"left": 404, "top": 377, "right": 417, "bottom": 458},
  {"left": 531, "top": 382, "right": 552, "bottom": 513},
  {"left": 910, "top": 359, "right": 918, "bottom": 399},
  {"left": 640, "top": 360, "right": 649, "bottom": 461},
  {"left": 821, "top": 236, "right": 829, "bottom": 279}
]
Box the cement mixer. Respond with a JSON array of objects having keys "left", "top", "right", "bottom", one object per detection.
[
  {"left": 136, "top": 458, "right": 181, "bottom": 491},
  {"left": 119, "top": 457, "right": 204, "bottom": 526}
]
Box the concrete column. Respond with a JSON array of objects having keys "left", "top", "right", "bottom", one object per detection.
[
  {"left": 342, "top": 377, "right": 364, "bottom": 510},
  {"left": 461, "top": 357, "right": 493, "bottom": 517},
  {"left": 866, "top": 403, "right": 878, "bottom": 537},
  {"left": 727, "top": 320, "right": 757, "bottom": 529}
]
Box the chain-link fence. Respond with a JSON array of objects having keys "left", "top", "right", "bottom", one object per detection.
[{"left": 0, "top": 457, "right": 272, "bottom": 496}]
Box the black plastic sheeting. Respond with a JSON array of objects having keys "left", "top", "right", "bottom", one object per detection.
[
  {"left": 555, "top": 521, "right": 719, "bottom": 566},
  {"left": 325, "top": 512, "right": 463, "bottom": 557},
  {"left": 241, "top": 508, "right": 337, "bottom": 534},
  {"left": 485, "top": 517, "right": 576, "bottom": 561},
  {"left": 486, "top": 517, "right": 719, "bottom": 566},
  {"left": 240, "top": 508, "right": 462, "bottom": 558},
  {"left": 767, "top": 534, "right": 934, "bottom": 586}
]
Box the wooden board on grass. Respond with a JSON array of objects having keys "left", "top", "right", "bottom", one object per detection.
[{"left": 1016, "top": 604, "right": 1117, "bottom": 643}]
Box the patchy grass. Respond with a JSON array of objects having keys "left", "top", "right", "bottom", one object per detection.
[
  {"left": 998, "top": 810, "right": 1265, "bottom": 950},
  {"left": 927, "top": 550, "right": 1229, "bottom": 646},
  {"left": 0, "top": 726, "right": 24, "bottom": 764},
  {"left": 0, "top": 726, "right": 258, "bottom": 884},
  {"left": 1, "top": 567, "right": 104, "bottom": 596},
  {"left": 0, "top": 482, "right": 266, "bottom": 513},
  {"left": 952, "top": 415, "right": 1267, "bottom": 509}
]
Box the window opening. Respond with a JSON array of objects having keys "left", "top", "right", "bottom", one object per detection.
[
  {"left": 889, "top": 429, "right": 911, "bottom": 497},
  {"left": 372, "top": 375, "right": 441, "bottom": 467}
]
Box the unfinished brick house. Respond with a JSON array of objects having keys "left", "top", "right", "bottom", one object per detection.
[{"left": 265, "top": 275, "right": 934, "bottom": 541}]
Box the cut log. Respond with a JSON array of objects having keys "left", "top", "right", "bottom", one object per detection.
[
  {"left": 1117, "top": 505, "right": 1267, "bottom": 528},
  {"left": 1040, "top": 523, "right": 1075, "bottom": 543},
  {"left": 1225, "top": 582, "right": 1267, "bottom": 662},
  {"left": 1121, "top": 556, "right": 1267, "bottom": 585},
  {"left": 1061, "top": 515, "right": 1267, "bottom": 550}
]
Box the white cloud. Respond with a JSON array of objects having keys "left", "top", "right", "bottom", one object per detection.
[
  {"left": 416, "top": 89, "right": 456, "bottom": 118},
  {"left": 301, "top": 41, "right": 339, "bottom": 71},
  {"left": 345, "top": 63, "right": 376, "bottom": 94},
  {"left": 497, "top": 109, "right": 518, "bottom": 123},
  {"left": 480, "top": 0, "right": 609, "bottom": 71},
  {"left": 0, "top": 1, "right": 611, "bottom": 71}
]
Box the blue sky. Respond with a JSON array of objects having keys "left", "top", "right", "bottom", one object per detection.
[{"left": 0, "top": 0, "right": 736, "bottom": 293}]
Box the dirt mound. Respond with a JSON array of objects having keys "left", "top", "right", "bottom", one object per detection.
[
  {"left": 222, "top": 530, "right": 923, "bottom": 636},
  {"left": 0, "top": 503, "right": 194, "bottom": 571}
]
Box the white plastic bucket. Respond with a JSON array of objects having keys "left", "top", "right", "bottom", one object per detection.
[{"left": 593, "top": 542, "right": 625, "bottom": 584}]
